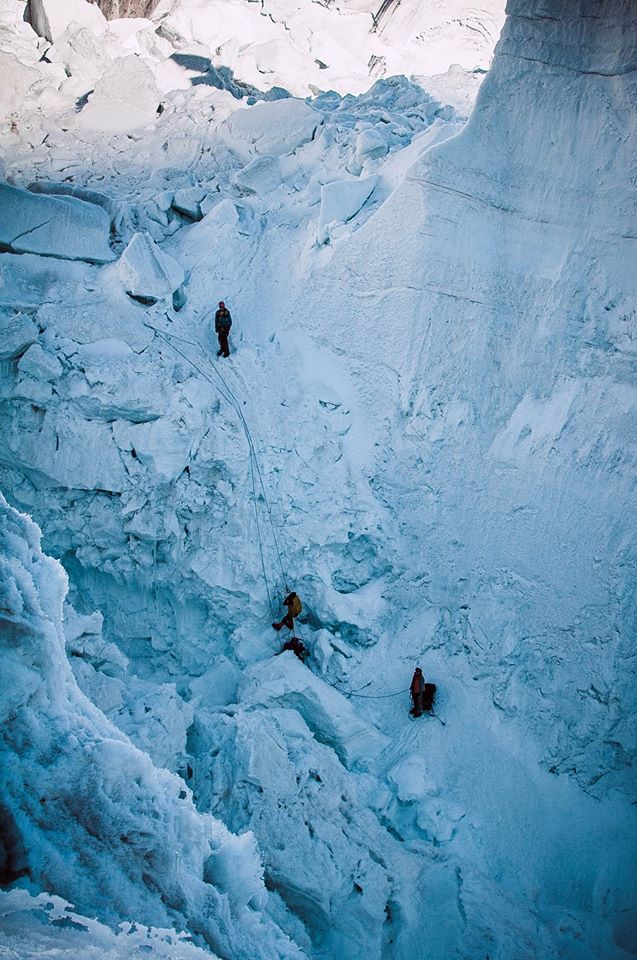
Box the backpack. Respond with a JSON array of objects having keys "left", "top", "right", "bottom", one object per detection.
[
  {"left": 286, "top": 593, "right": 302, "bottom": 617},
  {"left": 421, "top": 683, "right": 436, "bottom": 713}
]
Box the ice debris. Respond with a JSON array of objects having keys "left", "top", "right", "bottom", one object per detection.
[
  {"left": 0, "top": 312, "right": 38, "bottom": 359},
  {"left": 317, "top": 176, "right": 379, "bottom": 245},
  {"left": 78, "top": 55, "right": 160, "bottom": 133},
  {"left": 0, "top": 494, "right": 305, "bottom": 959},
  {"left": 25, "top": 0, "right": 107, "bottom": 43},
  {"left": 239, "top": 654, "right": 389, "bottom": 770},
  {"left": 18, "top": 343, "right": 63, "bottom": 381},
  {"left": 225, "top": 98, "right": 320, "bottom": 157},
  {"left": 0, "top": 182, "right": 114, "bottom": 263},
  {"left": 117, "top": 231, "right": 185, "bottom": 302}
]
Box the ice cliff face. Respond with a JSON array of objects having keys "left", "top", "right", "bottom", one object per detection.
[
  {"left": 308, "top": 0, "right": 637, "bottom": 797},
  {"left": 1, "top": 0, "right": 636, "bottom": 959}
]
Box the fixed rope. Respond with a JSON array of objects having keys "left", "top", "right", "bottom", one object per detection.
[
  {"left": 155, "top": 318, "right": 289, "bottom": 592},
  {"left": 289, "top": 621, "right": 410, "bottom": 699},
  {"left": 144, "top": 321, "right": 281, "bottom": 617},
  {"left": 248, "top": 443, "right": 275, "bottom": 619},
  {"left": 145, "top": 321, "right": 442, "bottom": 716},
  {"left": 188, "top": 332, "right": 289, "bottom": 592}
]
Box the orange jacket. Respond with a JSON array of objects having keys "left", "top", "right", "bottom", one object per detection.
[{"left": 284, "top": 592, "right": 302, "bottom": 618}]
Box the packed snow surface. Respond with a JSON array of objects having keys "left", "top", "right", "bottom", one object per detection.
[{"left": 1, "top": 0, "right": 637, "bottom": 959}]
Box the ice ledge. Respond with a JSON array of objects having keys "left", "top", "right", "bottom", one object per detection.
[
  {"left": 0, "top": 183, "right": 114, "bottom": 264},
  {"left": 239, "top": 654, "right": 389, "bottom": 771}
]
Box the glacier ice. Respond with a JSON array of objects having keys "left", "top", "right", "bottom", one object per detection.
[
  {"left": 0, "top": 311, "right": 37, "bottom": 360},
  {"left": 0, "top": 494, "right": 305, "bottom": 958},
  {"left": 25, "top": 0, "right": 107, "bottom": 43},
  {"left": 317, "top": 176, "right": 379, "bottom": 244},
  {"left": 0, "top": 0, "right": 636, "bottom": 958},
  {"left": 77, "top": 55, "right": 161, "bottom": 133},
  {"left": 117, "top": 231, "right": 185, "bottom": 302},
  {"left": 0, "top": 183, "right": 114, "bottom": 263}
]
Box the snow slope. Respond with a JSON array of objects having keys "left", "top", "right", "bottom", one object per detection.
[{"left": 1, "top": 0, "right": 636, "bottom": 959}]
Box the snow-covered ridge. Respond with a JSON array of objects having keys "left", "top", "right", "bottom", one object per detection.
[{"left": 1, "top": 0, "right": 637, "bottom": 958}]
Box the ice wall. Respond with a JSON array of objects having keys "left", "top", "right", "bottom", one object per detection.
[{"left": 305, "top": 0, "right": 637, "bottom": 796}]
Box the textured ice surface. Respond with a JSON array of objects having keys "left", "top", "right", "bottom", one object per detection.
[
  {"left": 0, "top": 888, "right": 219, "bottom": 960},
  {"left": 25, "top": 0, "right": 107, "bottom": 42},
  {"left": 0, "top": 183, "right": 114, "bottom": 263},
  {"left": 224, "top": 99, "right": 320, "bottom": 157},
  {"left": 118, "top": 231, "right": 185, "bottom": 301},
  {"left": 0, "top": 494, "right": 305, "bottom": 959},
  {"left": 77, "top": 55, "right": 161, "bottom": 133},
  {"left": 317, "top": 176, "right": 379, "bottom": 244},
  {"left": 0, "top": 0, "right": 636, "bottom": 958}
]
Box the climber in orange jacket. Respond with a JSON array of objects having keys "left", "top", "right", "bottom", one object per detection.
[{"left": 272, "top": 591, "right": 302, "bottom": 632}]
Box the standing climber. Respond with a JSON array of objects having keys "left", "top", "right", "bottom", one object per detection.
[
  {"left": 410, "top": 666, "right": 425, "bottom": 717},
  {"left": 214, "top": 300, "right": 232, "bottom": 358},
  {"left": 272, "top": 591, "right": 302, "bottom": 632}
]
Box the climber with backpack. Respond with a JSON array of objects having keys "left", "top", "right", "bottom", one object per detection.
[
  {"left": 272, "top": 591, "right": 302, "bottom": 632},
  {"left": 214, "top": 300, "right": 232, "bottom": 358},
  {"left": 410, "top": 666, "right": 437, "bottom": 718},
  {"left": 280, "top": 635, "right": 309, "bottom": 663}
]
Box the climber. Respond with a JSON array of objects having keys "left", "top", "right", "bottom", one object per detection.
[
  {"left": 272, "top": 591, "right": 302, "bottom": 632},
  {"left": 410, "top": 666, "right": 425, "bottom": 717},
  {"left": 280, "top": 635, "right": 308, "bottom": 663},
  {"left": 214, "top": 300, "right": 232, "bottom": 358}
]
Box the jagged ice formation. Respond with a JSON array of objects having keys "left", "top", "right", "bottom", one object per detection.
[{"left": 0, "top": 0, "right": 636, "bottom": 958}]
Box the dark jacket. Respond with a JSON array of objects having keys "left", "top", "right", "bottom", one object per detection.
[
  {"left": 215, "top": 308, "right": 232, "bottom": 333},
  {"left": 411, "top": 670, "right": 425, "bottom": 696}
]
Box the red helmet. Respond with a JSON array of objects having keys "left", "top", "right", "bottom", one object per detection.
[{"left": 218, "top": 300, "right": 225, "bottom": 307}]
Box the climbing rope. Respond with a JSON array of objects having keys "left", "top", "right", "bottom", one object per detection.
[
  {"left": 184, "top": 327, "right": 289, "bottom": 591},
  {"left": 248, "top": 443, "right": 275, "bottom": 619},
  {"left": 158, "top": 318, "right": 290, "bottom": 591},
  {"left": 144, "top": 320, "right": 442, "bottom": 717},
  {"left": 289, "top": 622, "right": 410, "bottom": 699},
  {"left": 144, "top": 321, "right": 283, "bottom": 617},
  {"left": 313, "top": 668, "right": 410, "bottom": 700}
]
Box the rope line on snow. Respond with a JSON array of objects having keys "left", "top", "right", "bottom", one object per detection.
[
  {"left": 144, "top": 321, "right": 282, "bottom": 616},
  {"left": 145, "top": 321, "right": 442, "bottom": 716},
  {"left": 314, "top": 670, "right": 410, "bottom": 699},
  {"left": 248, "top": 440, "right": 275, "bottom": 619},
  {"left": 289, "top": 622, "right": 411, "bottom": 699},
  {"left": 157, "top": 318, "right": 290, "bottom": 592}
]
